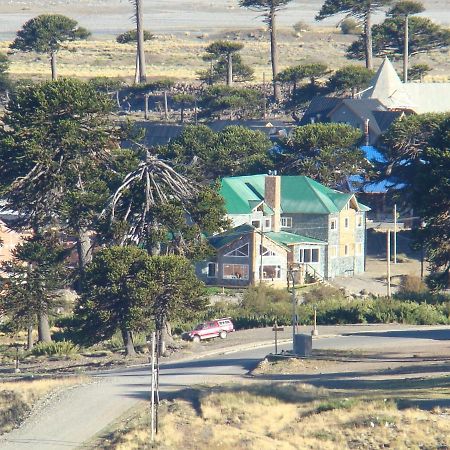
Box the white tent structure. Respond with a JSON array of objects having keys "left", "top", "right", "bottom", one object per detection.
[{"left": 361, "top": 58, "right": 450, "bottom": 114}]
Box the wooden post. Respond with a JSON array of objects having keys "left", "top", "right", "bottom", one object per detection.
[
  {"left": 163, "top": 91, "right": 169, "bottom": 120},
  {"left": 387, "top": 230, "right": 391, "bottom": 298},
  {"left": 274, "top": 322, "right": 278, "bottom": 354},
  {"left": 393, "top": 204, "right": 397, "bottom": 264},
  {"left": 144, "top": 93, "right": 149, "bottom": 120},
  {"left": 263, "top": 72, "right": 267, "bottom": 119}
]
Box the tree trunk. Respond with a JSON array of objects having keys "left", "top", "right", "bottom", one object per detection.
[
  {"left": 27, "top": 325, "right": 34, "bottom": 351},
  {"left": 136, "top": 0, "right": 147, "bottom": 83},
  {"left": 38, "top": 311, "right": 52, "bottom": 343},
  {"left": 227, "top": 53, "right": 233, "bottom": 86},
  {"left": 180, "top": 104, "right": 185, "bottom": 123},
  {"left": 50, "top": 51, "right": 57, "bottom": 80},
  {"left": 121, "top": 327, "right": 136, "bottom": 356},
  {"left": 364, "top": 11, "right": 373, "bottom": 70},
  {"left": 76, "top": 227, "right": 93, "bottom": 271},
  {"left": 134, "top": 52, "right": 140, "bottom": 85},
  {"left": 403, "top": 15, "right": 409, "bottom": 83},
  {"left": 269, "top": 8, "right": 281, "bottom": 102}
]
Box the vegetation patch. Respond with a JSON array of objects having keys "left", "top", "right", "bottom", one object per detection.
[{"left": 93, "top": 383, "right": 450, "bottom": 449}]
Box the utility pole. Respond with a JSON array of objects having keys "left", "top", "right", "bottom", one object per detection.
[
  {"left": 150, "top": 332, "right": 156, "bottom": 442},
  {"left": 393, "top": 204, "right": 397, "bottom": 264},
  {"left": 259, "top": 227, "right": 264, "bottom": 284},
  {"left": 163, "top": 91, "right": 169, "bottom": 121},
  {"left": 387, "top": 230, "right": 391, "bottom": 298},
  {"left": 144, "top": 93, "right": 149, "bottom": 120}
]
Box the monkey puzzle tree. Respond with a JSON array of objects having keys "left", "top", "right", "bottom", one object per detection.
[
  {"left": 316, "top": 0, "right": 393, "bottom": 70},
  {"left": 240, "top": 0, "right": 294, "bottom": 101},
  {"left": 0, "top": 79, "right": 125, "bottom": 271},
  {"left": 201, "top": 41, "right": 253, "bottom": 86},
  {"left": 10, "top": 14, "right": 90, "bottom": 80},
  {"left": 327, "top": 65, "right": 374, "bottom": 97},
  {"left": 388, "top": 0, "right": 425, "bottom": 82}
]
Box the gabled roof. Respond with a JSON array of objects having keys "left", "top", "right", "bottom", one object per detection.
[
  {"left": 208, "top": 224, "right": 254, "bottom": 249},
  {"left": 220, "top": 175, "right": 368, "bottom": 215},
  {"left": 299, "top": 96, "right": 342, "bottom": 125}
]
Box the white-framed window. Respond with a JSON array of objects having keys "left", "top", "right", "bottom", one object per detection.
[
  {"left": 299, "top": 248, "right": 320, "bottom": 263},
  {"left": 281, "top": 217, "right": 292, "bottom": 228},
  {"left": 262, "top": 265, "right": 282, "bottom": 279},
  {"left": 265, "top": 218, "right": 271, "bottom": 228},
  {"left": 344, "top": 217, "right": 349, "bottom": 229},
  {"left": 329, "top": 245, "right": 338, "bottom": 258},
  {"left": 207, "top": 262, "right": 217, "bottom": 278},
  {"left": 260, "top": 245, "right": 276, "bottom": 256},
  {"left": 223, "top": 264, "right": 249, "bottom": 280},
  {"left": 251, "top": 220, "right": 261, "bottom": 229},
  {"left": 357, "top": 215, "right": 363, "bottom": 227},
  {"left": 225, "top": 243, "right": 249, "bottom": 257},
  {"left": 330, "top": 219, "right": 337, "bottom": 230}
]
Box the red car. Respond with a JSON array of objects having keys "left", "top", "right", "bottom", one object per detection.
[{"left": 188, "top": 318, "right": 235, "bottom": 343}]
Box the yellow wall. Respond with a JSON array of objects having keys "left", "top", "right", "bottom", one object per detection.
[{"left": 338, "top": 206, "right": 357, "bottom": 257}]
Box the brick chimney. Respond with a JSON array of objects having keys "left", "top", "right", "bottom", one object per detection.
[{"left": 264, "top": 174, "right": 281, "bottom": 232}]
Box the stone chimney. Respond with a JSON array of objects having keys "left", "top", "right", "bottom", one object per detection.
[{"left": 264, "top": 174, "right": 281, "bottom": 232}]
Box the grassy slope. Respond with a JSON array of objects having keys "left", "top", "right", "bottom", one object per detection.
[
  {"left": 94, "top": 380, "right": 450, "bottom": 449},
  {"left": 2, "top": 28, "right": 449, "bottom": 83}
]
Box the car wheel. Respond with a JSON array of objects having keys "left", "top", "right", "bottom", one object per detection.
[
  {"left": 219, "top": 331, "right": 227, "bottom": 339},
  {"left": 192, "top": 335, "right": 201, "bottom": 343}
]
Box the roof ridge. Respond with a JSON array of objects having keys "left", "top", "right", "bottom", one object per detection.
[{"left": 303, "top": 176, "right": 334, "bottom": 212}]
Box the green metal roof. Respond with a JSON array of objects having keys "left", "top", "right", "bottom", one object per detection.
[
  {"left": 265, "top": 231, "right": 326, "bottom": 247},
  {"left": 220, "top": 175, "right": 369, "bottom": 215}
]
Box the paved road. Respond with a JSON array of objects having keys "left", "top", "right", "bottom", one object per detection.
[{"left": 1, "top": 327, "right": 449, "bottom": 450}]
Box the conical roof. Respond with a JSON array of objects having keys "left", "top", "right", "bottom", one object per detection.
[{"left": 362, "top": 57, "right": 415, "bottom": 110}]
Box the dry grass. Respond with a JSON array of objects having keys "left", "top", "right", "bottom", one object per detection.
[
  {"left": 2, "top": 29, "right": 449, "bottom": 83},
  {"left": 96, "top": 381, "right": 450, "bottom": 450},
  {"left": 0, "top": 377, "right": 87, "bottom": 435}
]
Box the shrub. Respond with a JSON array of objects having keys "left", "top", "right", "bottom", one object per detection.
[
  {"left": 340, "top": 18, "right": 362, "bottom": 35},
  {"left": 293, "top": 21, "right": 310, "bottom": 33},
  {"left": 31, "top": 340, "right": 79, "bottom": 357},
  {"left": 399, "top": 275, "right": 427, "bottom": 295}
]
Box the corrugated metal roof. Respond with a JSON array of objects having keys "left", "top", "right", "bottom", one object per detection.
[
  {"left": 265, "top": 231, "right": 326, "bottom": 246},
  {"left": 220, "top": 175, "right": 368, "bottom": 215}
]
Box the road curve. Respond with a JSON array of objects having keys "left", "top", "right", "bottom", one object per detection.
[{"left": 1, "top": 327, "right": 449, "bottom": 450}]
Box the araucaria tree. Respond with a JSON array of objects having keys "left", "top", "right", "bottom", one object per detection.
[
  {"left": 130, "top": 0, "right": 147, "bottom": 83},
  {"left": 0, "top": 79, "right": 125, "bottom": 271},
  {"left": 78, "top": 247, "right": 206, "bottom": 356},
  {"left": 0, "top": 233, "right": 68, "bottom": 347},
  {"left": 327, "top": 65, "right": 374, "bottom": 97},
  {"left": 10, "top": 14, "right": 90, "bottom": 80},
  {"left": 316, "top": 0, "right": 393, "bottom": 70},
  {"left": 201, "top": 41, "right": 253, "bottom": 86},
  {"left": 276, "top": 123, "right": 367, "bottom": 186},
  {"left": 347, "top": 16, "right": 450, "bottom": 65},
  {"left": 240, "top": 0, "right": 293, "bottom": 101},
  {"left": 387, "top": 0, "right": 425, "bottom": 82}
]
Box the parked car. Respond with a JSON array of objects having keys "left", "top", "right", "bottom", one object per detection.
[{"left": 187, "top": 318, "right": 235, "bottom": 343}]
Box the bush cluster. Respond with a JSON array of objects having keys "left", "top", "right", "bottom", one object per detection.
[{"left": 31, "top": 340, "right": 79, "bottom": 357}]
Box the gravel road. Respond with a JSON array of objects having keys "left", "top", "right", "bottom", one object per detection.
[{"left": 1, "top": 324, "right": 449, "bottom": 450}]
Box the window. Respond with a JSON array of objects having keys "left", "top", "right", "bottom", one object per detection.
[
  {"left": 330, "top": 246, "right": 338, "bottom": 258},
  {"left": 357, "top": 215, "right": 363, "bottom": 227},
  {"left": 223, "top": 264, "right": 249, "bottom": 280},
  {"left": 344, "top": 244, "right": 349, "bottom": 256},
  {"left": 260, "top": 245, "right": 276, "bottom": 256},
  {"left": 207, "top": 262, "right": 217, "bottom": 278},
  {"left": 299, "top": 248, "right": 319, "bottom": 263},
  {"left": 252, "top": 220, "right": 261, "bottom": 229},
  {"left": 330, "top": 219, "right": 337, "bottom": 230},
  {"left": 225, "top": 243, "right": 249, "bottom": 257},
  {"left": 263, "top": 265, "right": 282, "bottom": 279},
  {"left": 265, "top": 218, "right": 271, "bottom": 229},
  {"left": 281, "top": 217, "right": 292, "bottom": 228},
  {"left": 344, "top": 218, "right": 349, "bottom": 229}
]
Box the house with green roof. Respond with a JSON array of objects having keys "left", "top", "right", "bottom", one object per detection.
[{"left": 197, "top": 174, "right": 369, "bottom": 286}]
